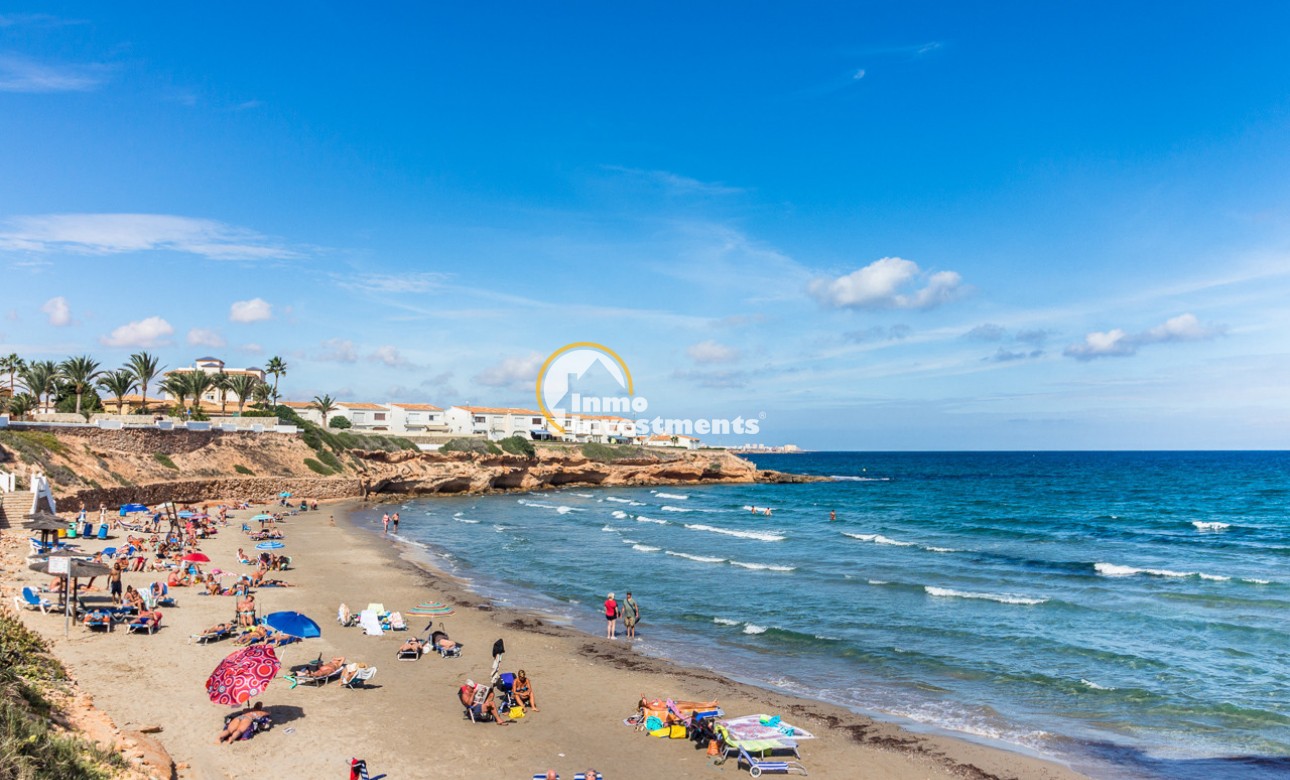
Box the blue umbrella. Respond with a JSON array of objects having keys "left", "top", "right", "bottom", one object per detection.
[
  {"left": 178, "top": 511, "right": 194, "bottom": 518},
  {"left": 255, "top": 541, "right": 284, "bottom": 550},
  {"left": 120, "top": 503, "right": 148, "bottom": 513},
  {"left": 263, "top": 611, "right": 321, "bottom": 639},
  {"left": 279, "top": 492, "right": 292, "bottom": 498}
]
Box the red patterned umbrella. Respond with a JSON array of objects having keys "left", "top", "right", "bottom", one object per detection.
[
  {"left": 181, "top": 553, "right": 211, "bottom": 563},
  {"left": 206, "top": 645, "right": 280, "bottom": 707}
]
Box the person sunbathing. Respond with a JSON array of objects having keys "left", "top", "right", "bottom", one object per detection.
[
  {"left": 459, "top": 680, "right": 505, "bottom": 725},
  {"left": 205, "top": 577, "right": 223, "bottom": 596},
  {"left": 398, "top": 637, "right": 426, "bottom": 655},
  {"left": 233, "top": 625, "right": 293, "bottom": 646},
  {"left": 294, "top": 657, "right": 347, "bottom": 681},
  {"left": 132, "top": 611, "right": 162, "bottom": 630},
  {"left": 217, "top": 702, "right": 269, "bottom": 744},
  {"left": 430, "top": 630, "right": 459, "bottom": 651},
  {"left": 123, "top": 586, "right": 145, "bottom": 612},
  {"left": 200, "top": 622, "right": 234, "bottom": 636},
  {"left": 513, "top": 669, "right": 540, "bottom": 711},
  {"left": 250, "top": 570, "right": 291, "bottom": 587}
]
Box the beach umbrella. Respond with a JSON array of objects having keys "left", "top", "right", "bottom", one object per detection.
[
  {"left": 181, "top": 552, "right": 211, "bottom": 563},
  {"left": 255, "top": 541, "right": 284, "bottom": 550},
  {"left": 263, "top": 611, "right": 321, "bottom": 639},
  {"left": 121, "top": 503, "right": 148, "bottom": 513},
  {"left": 29, "top": 559, "right": 111, "bottom": 577},
  {"left": 24, "top": 513, "right": 67, "bottom": 527},
  {"left": 206, "top": 645, "right": 280, "bottom": 707},
  {"left": 279, "top": 492, "right": 292, "bottom": 498},
  {"left": 178, "top": 511, "right": 194, "bottom": 519}
]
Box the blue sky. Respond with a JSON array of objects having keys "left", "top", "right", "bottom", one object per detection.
[{"left": 2, "top": 3, "right": 1289, "bottom": 449}]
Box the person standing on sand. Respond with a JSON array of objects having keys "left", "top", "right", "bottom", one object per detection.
[
  {"left": 622, "top": 591, "right": 640, "bottom": 639},
  {"left": 108, "top": 561, "right": 123, "bottom": 605},
  {"left": 604, "top": 592, "right": 618, "bottom": 638}
]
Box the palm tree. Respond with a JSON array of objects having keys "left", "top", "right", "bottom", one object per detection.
[
  {"left": 20, "top": 360, "right": 58, "bottom": 413},
  {"left": 185, "top": 371, "right": 215, "bottom": 416},
  {"left": 97, "top": 369, "right": 138, "bottom": 414},
  {"left": 264, "top": 356, "right": 287, "bottom": 406},
  {"left": 251, "top": 381, "right": 271, "bottom": 409},
  {"left": 225, "top": 374, "right": 260, "bottom": 416},
  {"left": 127, "top": 352, "right": 164, "bottom": 414},
  {"left": 58, "top": 355, "right": 103, "bottom": 416},
  {"left": 310, "top": 394, "right": 338, "bottom": 427},
  {"left": 159, "top": 374, "right": 190, "bottom": 416},
  {"left": 210, "top": 371, "right": 232, "bottom": 416},
  {"left": 0, "top": 353, "right": 25, "bottom": 397},
  {"left": 8, "top": 392, "right": 35, "bottom": 421}
]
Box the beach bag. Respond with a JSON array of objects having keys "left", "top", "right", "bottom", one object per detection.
[
  {"left": 669, "top": 724, "right": 687, "bottom": 739},
  {"left": 509, "top": 706, "right": 526, "bottom": 719}
]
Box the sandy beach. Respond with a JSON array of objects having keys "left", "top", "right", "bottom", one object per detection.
[{"left": 6, "top": 500, "right": 1089, "bottom": 780}]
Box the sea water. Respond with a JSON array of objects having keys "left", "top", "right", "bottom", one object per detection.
[{"left": 354, "top": 451, "right": 1290, "bottom": 779}]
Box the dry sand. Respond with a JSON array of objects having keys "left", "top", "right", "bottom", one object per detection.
[{"left": 8, "top": 501, "right": 1090, "bottom": 780}]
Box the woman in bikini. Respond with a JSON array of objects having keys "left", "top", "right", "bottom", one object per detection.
[{"left": 513, "top": 669, "right": 539, "bottom": 711}]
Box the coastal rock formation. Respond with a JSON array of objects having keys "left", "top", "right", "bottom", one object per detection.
[{"left": 0, "top": 427, "right": 815, "bottom": 514}]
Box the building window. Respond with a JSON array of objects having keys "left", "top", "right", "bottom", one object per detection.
[{"left": 374, "top": 413, "right": 386, "bottom": 421}]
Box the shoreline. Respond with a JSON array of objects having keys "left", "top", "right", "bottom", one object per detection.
[{"left": 7, "top": 497, "right": 1088, "bottom": 779}]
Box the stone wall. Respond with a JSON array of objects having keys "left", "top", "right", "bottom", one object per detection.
[
  {"left": 61, "top": 476, "right": 363, "bottom": 509},
  {"left": 48, "top": 426, "right": 266, "bottom": 456}
]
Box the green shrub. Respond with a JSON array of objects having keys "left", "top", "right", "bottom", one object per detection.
[
  {"left": 304, "top": 458, "right": 333, "bottom": 475},
  {"left": 581, "top": 442, "right": 649, "bottom": 463},
  {"left": 239, "top": 410, "right": 278, "bottom": 418},
  {"left": 498, "top": 435, "right": 536, "bottom": 458},
  {"left": 329, "top": 415, "right": 352, "bottom": 429},
  {"left": 0, "top": 610, "right": 124, "bottom": 778},
  {"left": 441, "top": 437, "right": 502, "bottom": 455},
  {"left": 153, "top": 453, "right": 178, "bottom": 470},
  {"left": 318, "top": 449, "right": 344, "bottom": 472},
  {"left": 234, "top": 464, "right": 255, "bottom": 475}
]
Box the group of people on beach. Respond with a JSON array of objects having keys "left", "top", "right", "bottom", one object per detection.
[
  {"left": 381, "top": 512, "right": 400, "bottom": 533},
  {"left": 604, "top": 591, "right": 641, "bottom": 639}
]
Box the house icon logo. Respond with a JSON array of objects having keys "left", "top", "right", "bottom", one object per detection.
[{"left": 536, "top": 343, "right": 644, "bottom": 435}]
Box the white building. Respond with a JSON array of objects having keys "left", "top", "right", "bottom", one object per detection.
[
  {"left": 564, "top": 414, "right": 637, "bottom": 443},
  {"left": 444, "top": 406, "right": 547, "bottom": 440},
  {"left": 387, "top": 403, "right": 447, "bottom": 434},
  {"left": 640, "top": 433, "right": 702, "bottom": 450}
]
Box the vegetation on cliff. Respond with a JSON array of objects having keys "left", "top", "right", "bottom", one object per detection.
[{"left": 0, "top": 608, "right": 123, "bottom": 779}]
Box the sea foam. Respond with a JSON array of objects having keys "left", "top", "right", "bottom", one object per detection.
[
  {"left": 925, "top": 586, "right": 1047, "bottom": 606},
  {"left": 686, "top": 523, "right": 785, "bottom": 542},
  {"left": 730, "top": 560, "right": 796, "bottom": 572},
  {"left": 1192, "top": 521, "right": 1231, "bottom": 531},
  {"left": 655, "top": 492, "right": 689, "bottom": 500},
  {"left": 842, "top": 532, "right": 915, "bottom": 547},
  {"left": 666, "top": 551, "right": 726, "bottom": 564}
]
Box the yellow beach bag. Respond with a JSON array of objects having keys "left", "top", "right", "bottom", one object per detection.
[{"left": 669, "top": 724, "right": 687, "bottom": 739}]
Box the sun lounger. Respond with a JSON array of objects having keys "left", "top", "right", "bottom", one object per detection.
[
  {"left": 396, "top": 639, "right": 425, "bottom": 661},
  {"left": 83, "top": 611, "right": 112, "bottom": 632},
  {"left": 16, "top": 586, "right": 54, "bottom": 613},
  {"left": 387, "top": 611, "right": 407, "bottom": 631},
  {"left": 733, "top": 745, "right": 807, "bottom": 777},
  {"left": 342, "top": 665, "right": 378, "bottom": 689},
  {"left": 189, "top": 625, "right": 234, "bottom": 644},
  {"left": 127, "top": 612, "right": 163, "bottom": 634},
  {"left": 574, "top": 774, "right": 604, "bottom": 780}
]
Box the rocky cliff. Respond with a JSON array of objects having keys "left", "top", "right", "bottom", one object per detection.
[{"left": 0, "top": 427, "right": 808, "bottom": 514}]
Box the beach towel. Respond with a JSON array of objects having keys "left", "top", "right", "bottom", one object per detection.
[{"left": 359, "top": 609, "right": 384, "bottom": 636}]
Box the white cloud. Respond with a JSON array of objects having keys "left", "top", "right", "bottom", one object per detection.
[
  {"left": 240, "top": 343, "right": 264, "bottom": 354},
  {"left": 99, "top": 316, "right": 173, "bottom": 348},
  {"left": 318, "top": 339, "right": 358, "bottom": 363},
  {"left": 0, "top": 53, "right": 108, "bottom": 93},
  {"left": 337, "top": 271, "right": 450, "bottom": 294},
  {"left": 810, "top": 257, "right": 966, "bottom": 310},
  {"left": 1064, "top": 313, "right": 1225, "bottom": 361},
  {"left": 369, "top": 345, "right": 411, "bottom": 368},
  {"left": 672, "top": 368, "right": 751, "bottom": 389},
  {"left": 229, "top": 298, "right": 273, "bottom": 323},
  {"left": 602, "top": 166, "right": 744, "bottom": 196},
  {"left": 686, "top": 340, "right": 740, "bottom": 364},
  {"left": 187, "top": 328, "right": 226, "bottom": 348},
  {"left": 473, "top": 353, "right": 543, "bottom": 388},
  {"left": 853, "top": 68, "right": 866, "bottom": 80},
  {"left": 0, "top": 213, "right": 301, "bottom": 260},
  {"left": 40, "top": 296, "right": 70, "bottom": 326},
  {"left": 964, "top": 323, "right": 1006, "bottom": 341}
]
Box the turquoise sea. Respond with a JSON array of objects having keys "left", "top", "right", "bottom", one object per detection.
[{"left": 351, "top": 451, "right": 1290, "bottom": 779}]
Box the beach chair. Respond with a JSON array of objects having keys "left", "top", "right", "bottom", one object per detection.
[
  {"left": 396, "top": 639, "right": 425, "bottom": 661},
  {"left": 431, "top": 630, "right": 462, "bottom": 658},
  {"left": 338, "top": 603, "right": 358, "bottom": 627},
  {"left": 127, "top": 612, "right": 163, "bottom": 634},
  {"left": 574, "top": 774, "right": 604, "bottom": 780},
  {"left": 83, "top": 611, "right": 112, "bottom": 632},
  {"left": 387, "top": 611, "right": 407, "bottom": 631},
  {"left": 16, "top": 586, "right": 54, "bottom": 614},
  {"left": 342, "top": 666, "right": 378, "bottom": 689},
  {"left": 359, "top": 609, "right": 384, "bottom": 636},
  {"left": 733, "top": 745, "right": 807, "bottom": 777},
  {"left": 189, "top": 625, "right": 234, "bottom": 644},
  {"left": 463, "top": 682, "right": 494, "bottom": 722}
]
